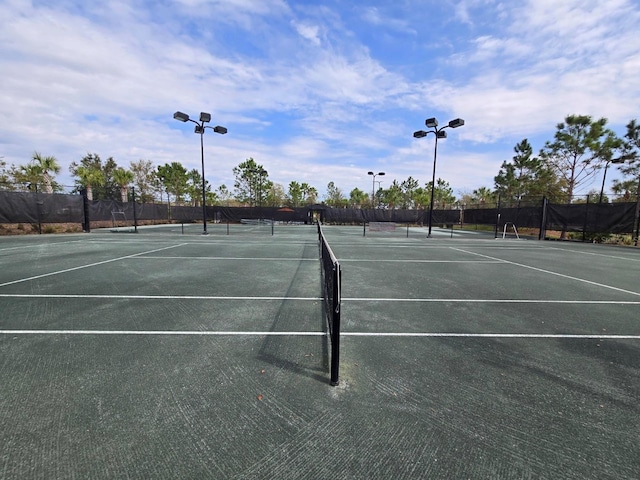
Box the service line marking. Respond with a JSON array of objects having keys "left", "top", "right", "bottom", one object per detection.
[
  {"left": 0, "top": 294, "right": 321, "bottom": 301},
  {"left": 1, "top": 330, "right": 638, "bottom": 340},
  {"left": 0, "top": 244, "right": 188, "bottom": 288},
  {"left": 450, "top": 247, "right": 640, "bottom": 298}
]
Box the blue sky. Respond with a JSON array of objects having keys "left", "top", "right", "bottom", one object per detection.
[{"left": 1, "top": 0, "right": 639, "bottom": 199}]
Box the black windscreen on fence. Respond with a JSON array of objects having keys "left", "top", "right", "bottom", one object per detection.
[
  {"left": 463, "top": 206, "right": 543, "bottom": 229},
  {"left": 321, "top": 208, "right": 425, "bottom": 224},
  {"left": 0, "top": 191, "right": 84, "bottom": 224},
  {"left": 546, "top": 202, "right": 636, "bottom": 233},
  {"left": 1, "top": 189, "right": 638, "bottom": 240},
  {"left": 212, "top": 206, "right": 311, "bottom": 223}
]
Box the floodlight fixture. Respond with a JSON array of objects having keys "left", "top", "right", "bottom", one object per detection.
[
  {"left": 412, "top": 115, "right": 465, "bottom": 237},
  {"left": 367, "top": 171, "right": 385, "bottom": 208},
  {"left": 599, "top": 156, "right": 628, "bottom": 203},
  {"left": 172, "top": 109, "right": 228, "bottom": 234},
  {"left": 173, "top": 111, "right": 189, "bottom": 122}
]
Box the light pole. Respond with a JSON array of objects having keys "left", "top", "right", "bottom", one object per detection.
[
  {"left": 367, "top": 171, "right": 385, "bottom": 208},
  {"left": 599, "top": 157, "right": 624, "bottom": 203},
  {"left": 414, "top": 117, "right": 464, "bottom": 237},
  {"left": 173, "top": 111, "right": 227, "bottom": 234}
]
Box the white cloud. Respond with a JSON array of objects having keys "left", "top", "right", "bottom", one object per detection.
[
  {"left": 292, "top": 21, "right": 321, "bottom": 45},
  {"left": 0, "top": 0, "right": 638, "bottom": 197}
]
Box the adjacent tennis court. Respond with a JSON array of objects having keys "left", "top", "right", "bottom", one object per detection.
[{"left": 1, "top": 224, "right": 638, "bottom": 479}]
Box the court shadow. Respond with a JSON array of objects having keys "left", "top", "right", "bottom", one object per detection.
[{"left": 257, "top": 243, "right": 330, "bottom": 384}]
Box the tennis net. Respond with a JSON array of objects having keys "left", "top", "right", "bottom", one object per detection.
[{"left": 318, "top": 221, "right": 341, "bottom": 386}]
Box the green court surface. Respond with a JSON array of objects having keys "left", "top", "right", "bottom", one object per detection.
[{"left": 1, "top": 224, "right": 639, "bottom": 479}]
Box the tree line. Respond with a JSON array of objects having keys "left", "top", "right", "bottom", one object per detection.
[{"left": 2, "top": 114, "right": 639, "bottom": 208}]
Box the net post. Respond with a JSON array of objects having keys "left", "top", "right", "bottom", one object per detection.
[
  {"left": 318, "top": 221, "right": 341, "bottom": 386},
  {"left": 330, "top": 263, "right": 341, "bottom": 386}
]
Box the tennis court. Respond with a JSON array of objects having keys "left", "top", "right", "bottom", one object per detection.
[{"left": 1, "top": 224, "right": 638, "bottom": 479}]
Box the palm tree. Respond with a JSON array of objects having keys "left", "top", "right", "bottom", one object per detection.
[
  {"left": 301, "top": 183, "right": 318, "bottom": 205},
  {"left": 75, "top": 166, "right": 104, "bottom": 201},
  {"left": 18, "top": 163, "right": 42, "bottom": 191},
  {"left": 472, "top": 186, "right": 496, "bottom": 207},
  {"left": 113, "top": 168, "right": 134, "bottom": 202},
  {"left": 32, "top": 152, "right": 61, "bottom": 194}
]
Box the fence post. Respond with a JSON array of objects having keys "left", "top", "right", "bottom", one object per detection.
[
  {"left": 131, "top": 186, "right": 138, "bottom": 233},
  {"left": 494, "top": 195, "right": 501, "bottom": 238},
  {"left": 538, "top": 197, "right": 548, "bottom": 240},
  {"left": 81, "top": 188, "right": 90, "bottom": 232},
  {"left": 582, "top": 194, "right": 590, "bottom": 242},
  {"left": 33, "top": 184, "right": 42, "bottom": 234},
  {"left": 634, "top": 178, "right": 640, "bottom": 246}
]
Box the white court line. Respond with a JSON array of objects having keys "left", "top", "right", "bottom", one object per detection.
[
  {"left": 0, "top": 330, "right": 325, "bottom": 336},
  {"left": 1, "top": 330, "right": 638, "bottom": 339},
  {"left": 138, "top": 256, "right": 318, "bottom": 261},
  {"left": 1, "top": 294, "right": 638, "bottom": 304},
  {"left": 450, "top": 247, "right": 640, "bottom": 298},
  {"left": 342, "top": 332, "right": 640, "bottom": 339},
  {"left": 343, "top": 298, "right": 640, "bottom": 304},
  {"left": 548, "top": 246, "right": 640, "bottom": 262},
  {"left": 0, "top": 243, "right": 188, "bottom": 288},
  {"left": 340, "top": 259, "right": 505, "bottom": 263},
  {"left": 0, "top": 239, "right": 86, "bottom": 252},
  {"left": 0, "top": 294, "right": 321, "bottom": 300}
]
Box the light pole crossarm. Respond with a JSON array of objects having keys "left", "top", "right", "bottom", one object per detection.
[
  {"left": 173, "top": 110, "right": 227, "bottom": 235},
  {"left": 413, "top": 116, "right": 464, "bottom": 237},
  {"left": 367, "top": 171, "right": 385, "bottom": 208}
]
